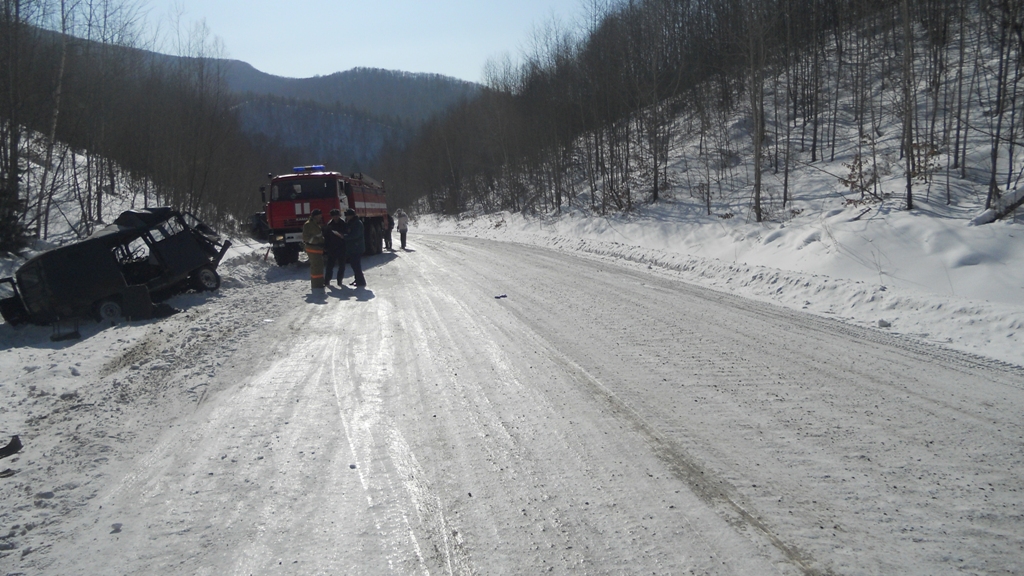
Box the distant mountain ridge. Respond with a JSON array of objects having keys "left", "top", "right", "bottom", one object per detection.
[
  {"left": 22, "top": 25, "right": 479, "bottom": 179},
  {"left": 233, "top": 95, "right": 404, "bottom": 175},
  {"left": 28, "top": 25, "right": 479, "bottom": 125},
  {"left": 217, "top": 61, "right": 481, "bottom": 172},
  {"left": 220, "top": 61, "right": 480, "bottom": 125}
]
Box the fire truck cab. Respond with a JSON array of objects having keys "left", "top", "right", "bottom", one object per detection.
[{"left": 261, "top": 166, "right": 388, "bottom": 266}]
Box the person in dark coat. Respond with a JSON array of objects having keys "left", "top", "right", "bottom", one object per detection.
[
  {"left": 323, "top": 209, "right": 347, "bottom": 287},
  {"left": 343, "top": 209, "right": 366, "bottom": 287},
  {"left": 383, "top": 212, "right": 395, "bottom": 251}
]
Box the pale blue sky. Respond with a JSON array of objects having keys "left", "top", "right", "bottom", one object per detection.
[{"left": 152, "top": 0, "right": 592, "bottom": 83}]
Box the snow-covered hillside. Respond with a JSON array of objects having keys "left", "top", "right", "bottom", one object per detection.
[{"left": 416, "top": 10, "right": 1024, "bottom": 370}]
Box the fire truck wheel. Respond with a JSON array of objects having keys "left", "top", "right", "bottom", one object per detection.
[
  {"left": 368, "top": 221, "right": 382, "bottom": 255},
  {"left": 271, "top": 246, "right": 288, "bottom": 265},
  {"left": 375, "top": 222, "right": 384, "bottom": 254},
  {"left": 191, "top": 267, "right": 221, "bottom": 292},
  {"left": 272, "top": 246, "right": 299, "bottom": 266}
]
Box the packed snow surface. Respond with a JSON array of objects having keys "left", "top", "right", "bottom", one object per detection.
[
  {"left": 1, "top": 226, "right": 1022, "bottom": 574},
  {"left": 424, "top": 196, "right": 1024, "bottom": 369}
]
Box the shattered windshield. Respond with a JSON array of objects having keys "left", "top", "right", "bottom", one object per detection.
[
  {"left": 182, "top": 213, "right": 218, "bottom": 238},
  {"left": 271, "top": 178, "right": 337, "bottom": 201},
  {"left": 113, "top": 236, "right": 152, "bottom": 265},
  {"left": 150, "top": 217, "right": 185, "bottom": 242}
]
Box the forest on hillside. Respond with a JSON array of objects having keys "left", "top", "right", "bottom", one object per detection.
[
  {"left": 222, "top": 64, "right": 480, "bottom": 125},
  {"left": 234, "top": 95, "right": 412, "bottom": 176},
  {"left": 374, "top": 0, "right": 1024, "bottom": 222},
  {"left": 0, "top": 0, "right": 274, "bottom": 252},
  {"left": 6, "top": 0, "right": 1024, "bottom": 254},
  {"left": 0, "top": 1, "right": 474, "bottom": 254}
]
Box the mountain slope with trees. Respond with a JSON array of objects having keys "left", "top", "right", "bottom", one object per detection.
[
  {"left": 1, "top": 7, "right": 267, "bottom": 251},
  {"left": 221, "top": 64, "right": 480, "bottom": 177},
  {"left": 233, "top": 96, "right": 408, "bottom": 176},
  {"left": 374, "top": 0, "right": 1024, "bottom": 225},
  {"left": 221, "top": 62, "right": 479, "bottom": 125},
  {"left": 0, "top": 4, "right": 477, "bottom": 253}
]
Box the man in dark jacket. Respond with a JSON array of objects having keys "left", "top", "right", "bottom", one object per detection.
[
  {"left": 383, "top": 212, "right": 395, "bottom": 251},
  {"left": 343, "top": 209, "right": 366, "bottom": 287},
  {"left": 323, "top": 209, "right": 347, "bottom": 287}
]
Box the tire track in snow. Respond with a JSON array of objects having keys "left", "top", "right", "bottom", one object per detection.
[
  {"left": 402, "top": 239, "right": 790, "bottom": 575},
  {"left": 421, "top": 239, "right": 803, "bottom": 574},
  {"left": 419, "top": 236, "right": 811, "bottom": 569},
  {"left": 328, "top": 293, "right": 474, "bottom": 575},
  {"left": 328, "top": 326, "right": 431, "bottom": 575},
  {"left": 431, "top": 235, "right": 1024, "bottom": 576}
]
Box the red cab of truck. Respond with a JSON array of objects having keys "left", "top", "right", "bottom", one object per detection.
[{"left": 260, "top": 166, "right": 389, "bottom": 265}]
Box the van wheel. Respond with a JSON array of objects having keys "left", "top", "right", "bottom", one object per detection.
[
  {"left": 0, "top": 296, "right": 28, "bottom": 326},
  {"left": 95, "top": 300, "right": 122, "bottom": 324},
  {"left": 191, "top": 267, "right": 221, "bottom": 291}
]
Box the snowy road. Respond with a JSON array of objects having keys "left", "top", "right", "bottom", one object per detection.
[{"left": 4, "top": 235, "right": 1024, "bottom": 575}]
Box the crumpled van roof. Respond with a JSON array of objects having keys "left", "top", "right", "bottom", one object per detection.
[{"left": 88, "top": 207, "right": 178, "bottom": 241}]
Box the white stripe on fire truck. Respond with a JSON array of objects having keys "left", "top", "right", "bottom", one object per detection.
[{"left": 354, "top": 202, "right": 388, "bottom": 210}]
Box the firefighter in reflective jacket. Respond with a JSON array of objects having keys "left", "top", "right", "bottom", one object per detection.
[{"left": 302, "top": 209, "right": 326, "bottom": 289}]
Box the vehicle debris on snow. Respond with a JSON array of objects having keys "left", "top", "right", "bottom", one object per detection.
[
  {"left": 0, "top": 208, "right": 231, "bottom": 326},
  {"left": 0, "top": 435, "right": 22, "bottom": 459}
]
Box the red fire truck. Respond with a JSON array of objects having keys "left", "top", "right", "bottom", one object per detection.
[{"left": 260, "top": 166, "right": 388, "bottom": 266}]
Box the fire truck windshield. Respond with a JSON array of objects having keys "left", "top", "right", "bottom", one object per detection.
[{"left": 271, "top": 178, "right": 337, "bottom": 201}]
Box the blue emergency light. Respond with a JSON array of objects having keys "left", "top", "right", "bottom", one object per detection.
[{"left": 293, "top": 165, "right": 326, "bottom": 173}]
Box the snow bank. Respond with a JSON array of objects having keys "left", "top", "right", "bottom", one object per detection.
[{"left": 421, "top": 202, "right": 1024, "bottom": 368}]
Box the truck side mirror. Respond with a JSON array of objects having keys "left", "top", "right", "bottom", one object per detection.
[{"left": 260, "top": 186, "right": 266, "bottom": 203}]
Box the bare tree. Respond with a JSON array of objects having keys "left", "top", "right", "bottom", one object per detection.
[{"left": 900, "top": 0, "right": 916, "bottom": 209}]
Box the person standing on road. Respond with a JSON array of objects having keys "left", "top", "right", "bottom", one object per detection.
[
  {"left": 343, "top": 209, "right": 366, "bottom": 287},
  {"left": 302, "top": 209, "right": 326, "bottom": 290},
  {"left": 383, "top": 212, "right": 395, "bottom": 251},
  {"left": 395, "top": 209, "right": 410, "bottom": 250},
  {"left": 323, "top": 208, "right": 347, "bottom": 287}
]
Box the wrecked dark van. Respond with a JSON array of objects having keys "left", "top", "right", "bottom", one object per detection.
[{"left": 0, "top": 207, "right": 231, "bottom": 325}]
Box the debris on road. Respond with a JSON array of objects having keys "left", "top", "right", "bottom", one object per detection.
[{"left": 0, "top": 435, "right": 22, "bottom": 459}]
